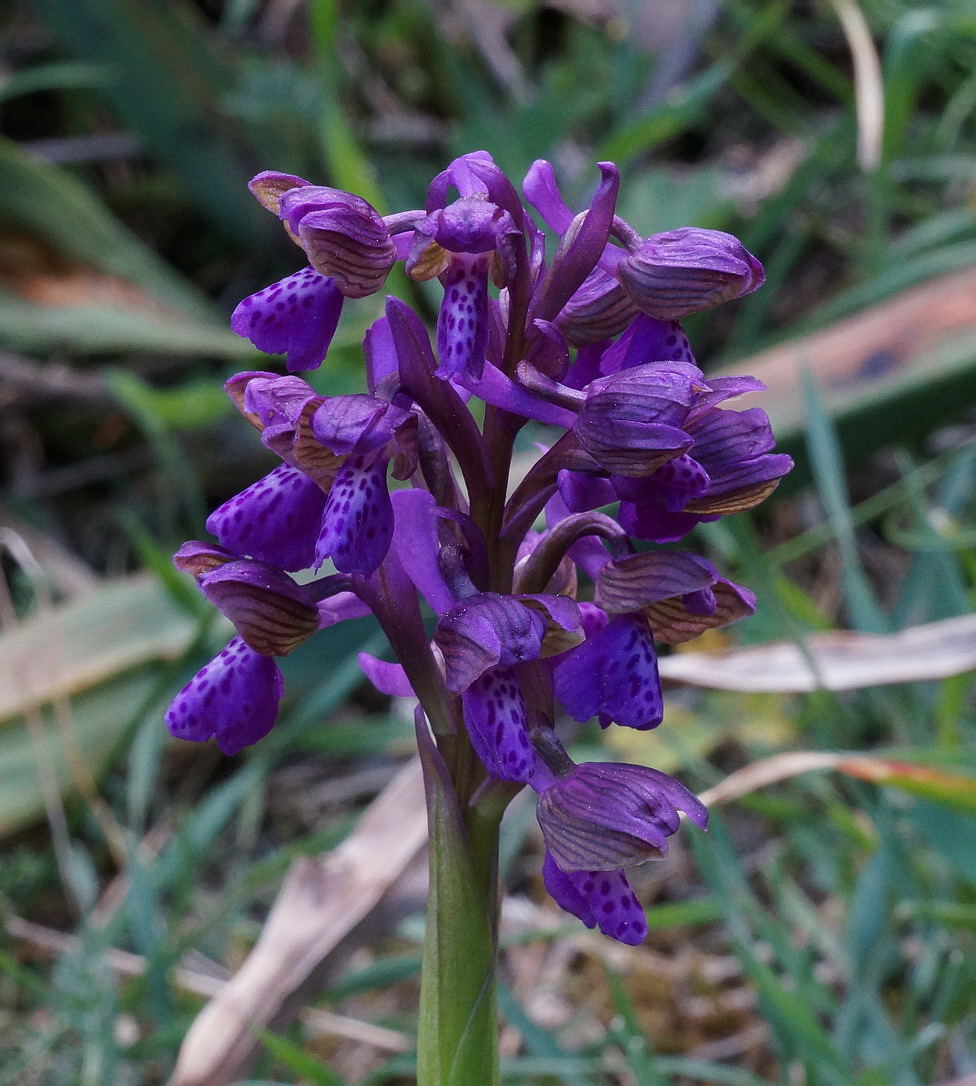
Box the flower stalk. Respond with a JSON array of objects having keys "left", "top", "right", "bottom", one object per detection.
[
  {"left": 417, "top": 715, "right": 501, "bottom": 1086},
  {"left": 164, "top": 150, "right": 791, "bottom": 1082}
]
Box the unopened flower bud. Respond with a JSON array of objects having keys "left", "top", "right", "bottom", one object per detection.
[
  {"left": 199, "top": 560, "right": 320, "bottom": 656},
  {"left": 536, "top": 761, "right": 708, "bottom": 872},
  {"left": 573, "top": 362, "right": 704, "bottom": 476},
  {"left": 616, "top": 227, "right": 764, "bottom": 320},
  {"left": 173, "top": 540, "right": 238, "bottom": 578},
  {"left": 274, "top": 186, "right": 396, "bottom": 298}
]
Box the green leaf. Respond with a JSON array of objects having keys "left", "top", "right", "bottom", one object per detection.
[
  {"left": 837, "top": 757, "right": 976, "bottom": 815},
  {"left": 0, "top": 137, "right": 224, "bottom": 321},
  {"left": 0, "top": 574, "right": 198, "bottom": 837},
  {"left": 0, "top": 293, "right": 246, "bottom": 356},
  {"left": 252, "top": 1029, "right": 343, "bottom": 1086},
  {"left": 0, "top": 138, "right": 248, "bottom": 356},
  {"left": 32, "top": 0, "right": 275, "bottom": 240}
]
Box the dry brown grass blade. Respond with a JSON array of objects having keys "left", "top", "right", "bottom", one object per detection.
[
  {"left": 698, "top": 751, "right": 847, "bottom": 806},
  {"left": 659, "top": 613, "right": 976, "bottom": 692},
  {"left": 714, "top": 265, "right": 976, "bottom": 443},
  {"left": 167, "top": 755, "right": 427, "bottom": 1086}
]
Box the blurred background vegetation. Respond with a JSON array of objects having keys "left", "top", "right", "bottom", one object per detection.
[{"left": 1, "top": 1, "right": 975, "bottom": 1084}]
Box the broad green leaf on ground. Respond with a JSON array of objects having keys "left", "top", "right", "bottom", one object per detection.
[
  {"left": 0, "top": 575, "right": 198, "bottom": 837},
  {"left": 0, "top": 290, "right": 248, "bottom": 356},
  {"left": 31, "top": 0, "right": 276, "bottom": 241},
  {"left": 0, "top": 139, "right": 246, "bottom": 356}
]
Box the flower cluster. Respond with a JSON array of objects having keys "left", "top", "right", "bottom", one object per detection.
[{"left": 166, "top": 152, "right": 791, "bottom": 945}]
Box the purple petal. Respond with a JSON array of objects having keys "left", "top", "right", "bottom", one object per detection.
[
  {"left": 172, "top": 540, "right": 237, "bottom": 577},
  {"left": 422, "top": 197, "right": 517, "bottom": 255},
  {"left": 611, "top": 453, "right": 710, "bottom": 512},
  {"left": 248, "top": 171, "right": 309, "bottom": 215},
  {"left": 364, "top": 314, "right": 398, "bottom": 391},
  {"left": 206, "top": 464, "right": 326, "bottom": 572},
  {"left": 598, "top": 314, "right": 697, "bottom": 374},
  {"left": 315, "top": 456, "right": 393, "bottom": 575},
  {"left": 536, "top": 761, "right": 708, "bottom": 871},
  {"left": 231, "top": 267, "right": 343, "bottom": 372},
  {"left": 166, "top": 636, "right": 283, "bottom": 755},
  {"left": 317, "top": 591, "right": 372, "bottom": 627},
  {"left": 683, "top": 407, "right": 793, "bottom": 505},
  {"left": 557, "top": 267, "right": 638, "bottom": 346},
  {"left": 462, "top": 667, "right": 535, "bottom": 782},
  {"left": 694, "top": 375, "right": 766, "bottom": 405},
  {"left": 594, "top": 551, "right": 718, "bottom": 613},
  {"left": 238, "top": 372, "right": 320, "bottom": 430},
  {"left": 554, "top": 612, "right": 662, "bottom": 730},
  {"left": 198, "top": 560, "right": 319, "bottom": 656},
  {"left": 542, "top": 854, "right": 647, "bottom": 945},
  {"left": 426, "top": 150, "right": 495, "bottom": 206},
  {"left": 616, "top": 227, "right": 765, "bottom": 320},
  {"left": 522, "top": 160, "right": 574, "bottom": 233},
  {"left": 296, "top": 204, "right": 395, "bottom": 298},
  {"left": 556, "top": 469, "right": 617, "bottom": 514},
  {"left": 358, "top": 653, "right": 416, "bottom": 697},
  {"left": 389, "top": 489, "right": 456, "bottom": 615},
  {"left": 529, "top": 162, "right": 620, "bottom": 327},
  {"left": 617, "top": 500, "right": 709, "bottom": 544},
  {"left": 462, "top": 362, "right": 576, "bottom": 428},
  {"left": 436, "top": 255, "right": 490, "bottom": 381},
  {"left": 643, "top": 577, "right": 757, "bottom": 645},
  {"left": 311, "top": 394, "right": 402, "bottom": 455},
  {"left": 435, "top": 593, "right": 547, "bottom": 694},
  {"left": 573, "top": 363, "right": 704, "bottom": 475}
]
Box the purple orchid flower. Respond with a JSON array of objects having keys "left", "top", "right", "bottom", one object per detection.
[{"left": 165, "top": 151, "right": 791, "bottom": 946}]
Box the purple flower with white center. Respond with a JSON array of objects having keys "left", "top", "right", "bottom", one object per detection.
[{"left": 166, "top": 151, "right": 791, "bottom": 955}]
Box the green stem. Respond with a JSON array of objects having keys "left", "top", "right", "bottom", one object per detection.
[{"left": 416, "top": 718, "right": 501, "bottom": 1086}]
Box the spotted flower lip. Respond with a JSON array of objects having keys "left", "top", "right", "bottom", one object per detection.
[
  {"left": 535, "top": 761, "right": 709, "bottom": 872},
  {"left": 542, "top": 853, "right": 648, "bottom": 945},
  {"left": 231, "top": 267, "right": 343, "bottom": 373},
  {"left": 166, "top": 636, "right": 284, "bottom": 756},
  {"left": 554, "top": 611, "right": 663, "bottom": 730}
]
